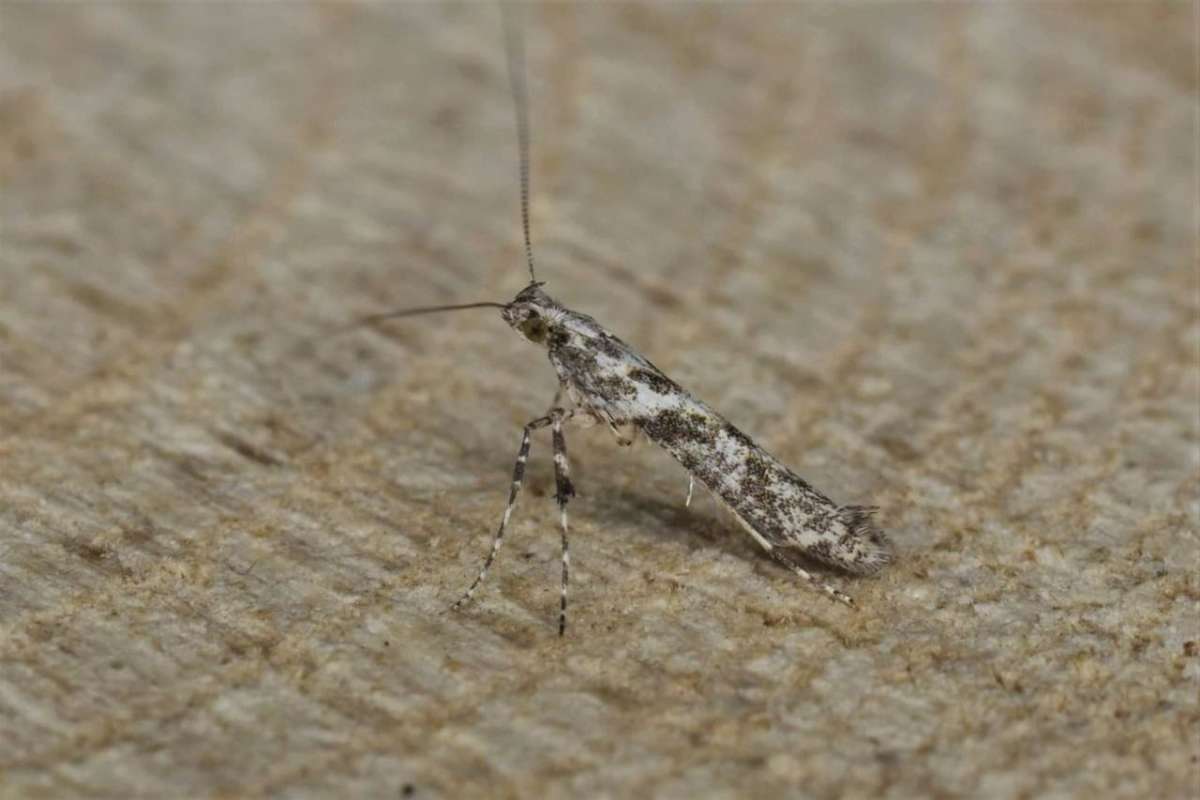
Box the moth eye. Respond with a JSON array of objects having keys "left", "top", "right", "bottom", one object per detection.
[{"left": 520, "top": 317, "right": 547, "bottom": 342}]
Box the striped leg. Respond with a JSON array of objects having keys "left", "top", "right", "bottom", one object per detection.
[
  {"left": 769, "top": 551, "right": 855, "bottom": 607},
  {"left": 451, "top": 414, "right": 553, "bottom": 611},
  {"left": 551, "top": 413, "right": 576, "bottom": 636}
]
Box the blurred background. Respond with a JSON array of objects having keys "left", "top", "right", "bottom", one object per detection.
[{"left": 0, "top": 3, "right": 1194, "bottom": 797}]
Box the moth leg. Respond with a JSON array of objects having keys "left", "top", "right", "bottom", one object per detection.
[
  {"left": 685, "top": 475, "right": 695, "bottom": 508},
  {"left": 451, "top": 413, "right": 554, "bottom": 612},
  {"left": 770, "top": 551, "right": 855, "bottom": 607},
  {"left": 726, "top": 508, "right": 856, "bottom": 606},
  {"left": 548, "top": 384, "right": 565, "bottom": 414},
  {"left": 551, "top": 411, "right": 576, "bottom": 636}
]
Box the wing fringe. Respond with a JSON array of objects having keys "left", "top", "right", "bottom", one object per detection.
[{"left": 837, "top": 505, "right": 893, "bottom": 575}]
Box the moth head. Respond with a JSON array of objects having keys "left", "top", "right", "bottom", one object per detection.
[{"left": 502, "top": 282, "right": 562, "bottom": 346}]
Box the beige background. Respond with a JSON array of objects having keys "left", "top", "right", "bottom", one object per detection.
[{"left": 1, "top": 2, "right": 1196, "bottom": 798}]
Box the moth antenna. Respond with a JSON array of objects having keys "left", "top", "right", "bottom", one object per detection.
[
  {"left": 501, "top": 2, "right": 537, "bottom": 285},
  {"left": 337, "top": 301, "right": 507, "bottom": 333}
]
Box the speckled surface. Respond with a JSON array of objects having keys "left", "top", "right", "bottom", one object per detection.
[{"left": 0, "top": 3, "right": 1196, "bottom": 798}]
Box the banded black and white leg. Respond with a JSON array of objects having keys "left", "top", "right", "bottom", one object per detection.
[
  {"left": 450, "top": 413, "right": 551, "bottom": 613},
  {"left": 769, "top": 551, "right": 855, "bottom": 607},
  {"left": 451, "top": 407, "right": 576, "bottom": 632},
  {"left": 551, "top": 411, "right": 575, "bottom": 635}
]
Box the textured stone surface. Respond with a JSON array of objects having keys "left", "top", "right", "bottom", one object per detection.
[{"left": 0, "top": 3, "right": 1195, "bottom": 797}]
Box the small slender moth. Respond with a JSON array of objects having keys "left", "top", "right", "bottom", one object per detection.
[{"left": 369, "top": 6, "right": 892, "bottom": 635}]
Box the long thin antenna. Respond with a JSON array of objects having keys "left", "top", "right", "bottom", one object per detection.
[
  {"left": 357, "top": 302, "right": 507, "bottom": 324},
  {"left": 501, "top": 2, "right": 537, "bottom": 285},
  {"left": 342, "top": 301, "right": 507, "bottom": 332}
]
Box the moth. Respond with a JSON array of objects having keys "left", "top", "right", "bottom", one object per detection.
[{"left": 366, "top": 7, "right": 892, "bottom": 634}]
